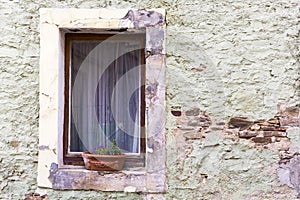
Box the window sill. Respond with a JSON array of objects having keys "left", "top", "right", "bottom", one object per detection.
[{"left": 50, "top": 166, "right": 166, "bottom": 193}]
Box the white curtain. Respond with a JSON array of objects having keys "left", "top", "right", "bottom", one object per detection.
[{"left": 70, "top": 39, "right": 141, "bottom": 154}]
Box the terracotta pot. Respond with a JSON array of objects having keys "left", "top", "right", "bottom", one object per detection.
[{"left": 82, "top": 152, "right": 126, "bottom": 171}]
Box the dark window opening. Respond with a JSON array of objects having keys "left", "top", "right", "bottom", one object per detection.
[{"left": 63, "top": 33, "right": 146, "bottom": 167}]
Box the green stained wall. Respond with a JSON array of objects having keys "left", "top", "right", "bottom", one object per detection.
[{"left": 0, "top": 0, "right": 299, "bottom": 199}]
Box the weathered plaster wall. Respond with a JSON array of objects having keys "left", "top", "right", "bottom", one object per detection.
[{"left": 0, "top": 0, "right": 299, "bottom": 199}]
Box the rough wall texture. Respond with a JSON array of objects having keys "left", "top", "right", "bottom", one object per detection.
[{"left": 0, "top": 0, "right": 299, "bottom": 199}]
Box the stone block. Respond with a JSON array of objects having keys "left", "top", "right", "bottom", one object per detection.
[
  {"left": 267, "top": 118, "right": 280, "bottom": 125},
  {"left": 260, "top": 126, "right": 286, "bottom": 131},
  {"left": 280, "top": 117, "right": 300, "bottom": 127},
  {"left": 239, "top": 131, "right": 258, "bottom": 138},
  {"left": 263, "top": 131, "right": 287, "bottom": 137},
  {"left": 228, "top": 117, "right": 253, "bottom": 130},
  {"left": 278, "top": 155, "right": 300, "bottom": 197},
  {"left": 146, "top": 173, "right": 167, "bottom": 193},
  {"left": 187, "top": 117, "right": 211, "bottom": 127},
  {"left": 146, "top": 26, "right": 165, "bottom": 54},
  {"left": 183, "top": 131, "right": 202, "bottom": 139},
  {"left": 278, "top": 106, "right": 300, "bottom": 127},
  {"left": 185, "top": 108, "right": 200, "bottom": 116},
  {"left": 251, "top": 137, "right": 272, "bottom": 143}
]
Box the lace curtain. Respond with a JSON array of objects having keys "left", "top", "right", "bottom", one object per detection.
[{"left": 69, "top": 39, "right": 141, "bottom": 154}]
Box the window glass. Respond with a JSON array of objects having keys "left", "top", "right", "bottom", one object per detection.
[{"left": 65, "top": 34, "right": 145, "bottom": 159}]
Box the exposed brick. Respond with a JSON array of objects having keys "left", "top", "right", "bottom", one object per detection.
[
  {"left": 263, "top": 131, "right": 287, "bottom": 137},
  {"left": 260, "top": 126, "right": 286, "bottom": 132},
  {"left": 228, "top": 117, "right": 253, "bottom": 130},
  {"left": 250, "top": 123, "right": 261, "bottom": 131},
  {"left": 267, "top": 118, "right": 280, "bottom": 125},
  {"left": 238, "top": 131, "right": 258, "bottom": 138},
  {"left": 251, "top": 137, "right": 273, "bottom": 144}
]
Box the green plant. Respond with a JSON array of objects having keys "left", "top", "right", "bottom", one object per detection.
[{"left": 94, "top": 140, "right": 122, "bottom": 155}]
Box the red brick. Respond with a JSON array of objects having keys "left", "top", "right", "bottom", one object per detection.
[
  {"left": 263, "top": 131, "right": 287, "bottom": 137},
  {"left": 251, "top": 137, "right": 272, "bottom": 143},
  {"left": 239, "top": 131, "right": 258, "bottom": 138}
]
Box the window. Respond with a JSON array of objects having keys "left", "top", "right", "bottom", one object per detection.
[
  {"left": 38, "top": 8, "right": 166, "bottom": 192},
  {"left": 63, "top": 33, "right": 146, "bottom": 167}
]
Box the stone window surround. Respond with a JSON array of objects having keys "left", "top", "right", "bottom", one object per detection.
[{"left": 38, "top": 8, "right": 166, "bottom": 192}]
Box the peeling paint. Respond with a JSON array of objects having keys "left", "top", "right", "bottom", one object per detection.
[
  {"left": 125, "top": 9, "right": 164, "bottom": 28},
  {"left": 38, "top": 145, "right": 49, "bottom": 151},
  {"left": 48, "top": 163, "right": 58, "bottom": 184}
]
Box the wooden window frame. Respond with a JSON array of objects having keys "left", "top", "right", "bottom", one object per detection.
[{"left": 63, "top": 33, "right": 146, "bottom": 167}]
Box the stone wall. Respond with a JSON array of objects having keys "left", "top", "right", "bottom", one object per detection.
[{"left": 0, "top": 0, "right": 299, "bottom": 199}]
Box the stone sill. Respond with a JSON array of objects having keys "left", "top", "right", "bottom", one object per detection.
[
  {"left": 59, "top": 165, "right": 146, "bottom": 172},
  {"left": 51, "top": 166, "right": 166, "bottom": 193}
]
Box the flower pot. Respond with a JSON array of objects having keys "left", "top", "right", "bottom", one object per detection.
[{"left": 82, "top": 152, "right": 126, "bottom": 171}]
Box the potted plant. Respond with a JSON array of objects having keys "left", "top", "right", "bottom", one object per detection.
[{"left": 82, "top": 140, "right": 126, "bottom": 171}]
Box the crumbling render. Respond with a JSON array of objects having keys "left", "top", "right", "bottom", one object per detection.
[
  {"left": 123, "top": 9, "right": 164, "bottom": 28},
  {"left": 226, "top": 116, "right": 290, "bottom": 151},
  {"left": 174, "top": 105, "right": 300, "bottom": 197},
  {"left": 225, "top": 106, "right": 300, "bottom": 197},
  {"left": 278, "top": 155, "right": 300, "bottom": 197}
]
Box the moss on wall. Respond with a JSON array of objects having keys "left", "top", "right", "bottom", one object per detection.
[{"left": 0, "top": 0, "right": 299, "bottom": 199}]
